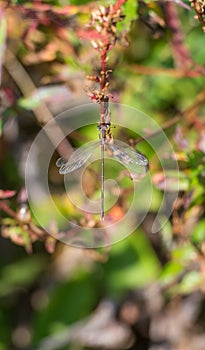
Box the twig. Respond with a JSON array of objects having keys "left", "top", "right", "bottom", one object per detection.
[
  {"left": 83, "top": 2, "right": 128, "bottom": 124},
  {"left": 134, "top": 115, "right": 181, "bottom": 144},
  {"left": 4, "top": 48, "right": 73, "bottom": 159},
  {"left": 163, "top": 1, "right": 192, "bottom": 69},
  {"left": 135, "top": 86, "right": 205, "bottom": 144},
  {"left": 190, "top": 0, "right": 205, "bottom": 32},
  {"left": 0, "top": 201, "right": 47, "bottom": 239},
  {"left": 0, "top": 201, "right": 19, "bottom": 221},
  {"left": 126, "top": 64, "right": 205, "bottom": 78}
]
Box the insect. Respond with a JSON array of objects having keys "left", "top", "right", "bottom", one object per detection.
[{"left": 56, "top": 121, "right": 149, "bottom": 220}]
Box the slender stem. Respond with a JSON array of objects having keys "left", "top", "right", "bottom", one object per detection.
[
  {"left": 4, "top": 48, "right": 73, "bottom": 159},
  {"left": 100, "top": 138, "right": 105, "bottom": 220},
  {"left": 100, "top": 49, "right": 108, "bottom": 124},
  {"left": 0, "top": 201, "right": 19, "bottom": 221},
  {"left": 135, "top": 86, "right": 205, "bottom": 145},
  {"left": 0, "top": 201, "right": 48, "bottom": 239},
  {"left": 99, "top": 47, "right": 108, "bottom": 219},
  {"left": 164, "top": 2, "right": 192, "bottom": 68},
  {"left": 126, "top": 64, "right": 205, "bottom": 78}
]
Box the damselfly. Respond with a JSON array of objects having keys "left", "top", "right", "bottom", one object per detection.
[{"left": 56, "top": 122, "right": 149, "bottom": 220}]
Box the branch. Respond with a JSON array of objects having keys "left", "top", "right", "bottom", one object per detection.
[
  {"left": 126, "top": 64, "right": 205, "bottom": 78},
  {"left": 0, "top": 201, "right": 19, "bottom": 221},
  {"left": 190, "top": 0, "right": 205, "bottom": 32},
  {"left": 163, "top": 2, "right": 192, "bottom": 68},
  {"left": 4, "top": 48, "right": 73, "bottom": 159},
  {"left": 135, "top": 86, "right": 205, "bottom": 144}
]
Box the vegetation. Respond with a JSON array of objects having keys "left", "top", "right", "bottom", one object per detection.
[{"left": 1, "top": 1, "right": 205, "bottom": 349}]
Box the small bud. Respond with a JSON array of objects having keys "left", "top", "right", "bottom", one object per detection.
[
  {"left": 109, "top": 4, "right": 113, "bottom": 13},
  {"left": 91, "top": 40, "right": 98, "bottom": 49},
  {"left": 96, "top": 24, "right": 101, "bottom": 32},
  {"left": 99, "top": 6, "right": 106, "bottom": 16},
  {"left": 111, "top": 25, "right": 117, "bottom": 33},
  {"left": 86, "top": 75, "right": 100, "bottom": 82},
  {"left": 98, "top": 40, "right": 104, "bottom": 48},
  {"left": 94, "top": 9, "right": 100, "bottom": 17},
  {"left": 17, "top": 204, "right": 31, "bottom": 223}
]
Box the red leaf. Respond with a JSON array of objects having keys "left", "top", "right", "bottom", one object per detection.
[
  {"left": 0, "top": 190, "right": 16, "bottom": 199},
  {"left": 113, "top": 0, "right": 127, "bottom": 12},
  {"left": 77, "top": 29, "right": 104, "bottom": 42}
]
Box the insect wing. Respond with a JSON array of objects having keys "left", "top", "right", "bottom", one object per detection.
[
  {"left": 56, "top": 157, "right": 67, "bottom": 167},
  {"left": 56, "top": 141, "right": 99, "bottom": 174},
  {"left": 105, "top": 142, "right": 149, "bottom": 175}
]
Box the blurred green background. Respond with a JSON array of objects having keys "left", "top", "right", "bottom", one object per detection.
[{"left": 1, "top": 1, "right": 205, "bottom": 349}]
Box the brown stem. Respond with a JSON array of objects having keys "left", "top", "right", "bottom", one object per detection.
[
  {"left": 100, "top": 49, "right": 108, "bottom": 124},
  {"left": 164, "top": 2, "right": 192, "bottom": 68},
  {"left": 135, "top": 87, "right": 205, "bottom": 144},
  {"left": 4, "top": 48, "right": 73, "bottom": 159},
  {"left": 127, "top": 64, "right": 205, "bottom": 78},
  {"left": 134, "top": 115, "right": 181, "bottom": 144},
  {"left": 191, "top": 0, "right": 205, "bottom": 30},
  {"left": 100, "top": 50, "right": 107, "bottom": 88},
  {"left": 0, "top": 200, "right": 49, "bottom": 241},
  {"left": 0, "top": 201, "right": 19, "bottom": 221}
]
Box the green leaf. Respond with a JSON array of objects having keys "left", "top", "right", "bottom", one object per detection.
[
  {"left": 172, "top": 244, "right": 197, "bottom": 263},
  {"left": 187, "top": 150, "right": 205, "bottom": 169},
  {"left": 18, "top": 96, "right": 40, "bottom": 110},
  {"left": 117, "top": 0, "right": 138, "bottom": 33},
  {"left": 69, "top": 0, "right": 91, "bottom": 4},
  {"left": 103, "top": 230, "right": 160, "bottom": 296},
  {"left": 191, "top": 219, "right": 205, "bottom": 244},
  {"left": 32, "top": 271, "right": 98, "bottom": 343},
  {"left": 177, "top": 271, "right": 201, "bottom": 294},
  {"left": 0, "top": 256, "right": 48, "bottom": 297},
  {"left": 160, "top": 261, "right": 184, "bottom": 286}
]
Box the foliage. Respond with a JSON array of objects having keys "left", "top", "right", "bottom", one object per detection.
[{"left": 1, "top": 0, "right": 205, "bottom": 349}]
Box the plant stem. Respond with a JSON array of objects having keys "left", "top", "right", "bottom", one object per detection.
[
  {"left": 100, "top": 49, "right": 108, "bottom": 124},
  {"left": 163, "top": 1, "right": 192, "bottom": 68},
  {"left": 0, "top": 201, "right": 19, "bottom": 220},
  {"left": 4, "top": 48, "right": 73, "bottom": 159}
]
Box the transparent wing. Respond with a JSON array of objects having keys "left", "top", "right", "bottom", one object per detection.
[
  {"left": 56, "top": 140, "right": 100, "bottom": 174},
  {"left": 56, "top": 157, "right": 67, "bottom": 167},
  {"left": 105, "top": 141, "right": 149, "bottom": 175}
]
